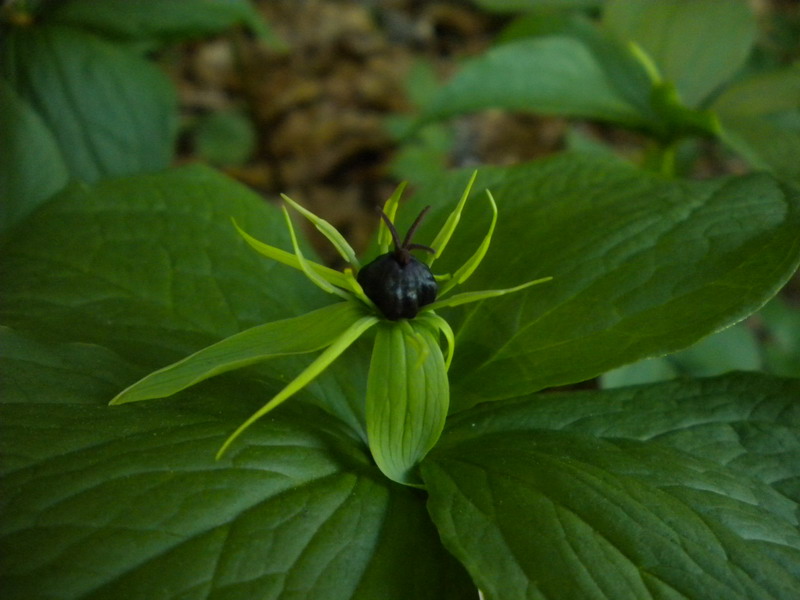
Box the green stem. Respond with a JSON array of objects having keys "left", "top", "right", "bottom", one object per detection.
[{"left": 643, "top": 141, "right": 677, "bottom": 178}]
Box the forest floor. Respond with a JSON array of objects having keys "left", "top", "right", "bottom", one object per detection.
[{"left": 171, "top": 0, "right": 798, "bottom": 267}]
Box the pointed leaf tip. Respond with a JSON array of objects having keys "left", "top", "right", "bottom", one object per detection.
[
  {"left": 282, "top": 206, "right": 350, "bottom": 299},
  {"left": 427, "top": 170, "right": 478, "bottom": 266},
  {"left": 231, "top": 217, "right": 350, "bottom": 288},
  {"left": 378, "top": 182, "right": 408, "bottom": 254},
  {"left": 439, "top": 189, "right": 498, "bottom": 296},
  {"left": 110, "top": 302, "right": 366, "bottom": 406},
  {"left": 217, "top": 314, "right": 379, "bottom": 458},
  {"left": 281, "top": 193, "right": 360, "bottom": 268}
]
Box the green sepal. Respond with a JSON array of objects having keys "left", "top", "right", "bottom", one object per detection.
[
  {"left": 366, "top": 320, "right": 449, "bottom": 486},
  {"left": 426, "top": 171, "right": 477, "bottom": 267},
  {"left": 217, "top": 312, "right": 379, "bottom": 458},
  {"left": 282, "top": 193, "right": 360, "bottom": 268},
  {"left": 439, "top": 190, "right": 498, "bottom": 296},
  {"left": 628, "top": 40, "right": 661, "bottom": 84},
  {"left": 417, "top": 312, "right": 455, "bottom": 371},
  {"left": 110, "top": 301, "right": 366, "bottom": 405},
  {"left": 282, "top": 206, "right": 349, "bottom": 299},
  {"left": 425, "top": 276, "right": 553, "bottom": 312},
  {"left": 232, "top": 218, "right": 350, "bottom": 289},
  {"left": 378, "top": 182, "right": 407, "bottom": 254}
]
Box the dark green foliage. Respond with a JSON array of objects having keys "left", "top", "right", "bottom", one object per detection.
[{"left": 1, "top": 0, "right": 798, "bottom": 598}]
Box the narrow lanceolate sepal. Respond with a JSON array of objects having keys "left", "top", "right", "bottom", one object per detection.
[
  {"left": 232, "top": 218, "right": 350, "bottom": 289},
  {"left": 378, "top": 182, "right": 407, "bottom": 254},
  {"left": 112, "top": 175, "right": 551, "bottom": 477},
  {"left": 425, "top": 276, "right": 554, "bottom": 312},
  {"left": 426, "top": 170, "right": 477, "bottom": 267},
  {"left": 281, "top": 193, "right": 360, "bottom": 268},
  {"left": 439, "top": 190, "right": 498, "bottom": 296},
  {"left": 217, "top": 313, "right": 379, "bottom": 459},
  {"left": 367, "top": 320, "right": 449, "bottom": 485},
  {"left": 111, "top": 302, "right": 365, "bottom": 405},
  {"left": 282, "top": 206, "right": 349, "bottom": 299},
  {"left": 417, "top": 312, "right": 455, "bottom": 371}
]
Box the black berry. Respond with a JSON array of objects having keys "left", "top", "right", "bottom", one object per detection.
[{"left": 357, "top": 206, "right": 438, "bottom": 320}]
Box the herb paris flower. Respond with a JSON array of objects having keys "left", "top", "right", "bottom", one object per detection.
[{"left": 111, "top": 173, "right": 551, "bottom": 484}]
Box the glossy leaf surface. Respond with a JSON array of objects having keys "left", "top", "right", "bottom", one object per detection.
[
  {"left": 0, "top": 79, "right": 68, "bottom": 233},
  {"left": 603, "top": 0, "right": 756, "bottom": 107},
  {"left": 422, "top": 36, "right": 644, "bottom": 126},
  {"left": 0, "top": 328, "right": 474, "bottom": 600},
  {"left": 49, "top": 0, "right": 274, "bottom": 42},
  {"left": 423, "top": 373, "right": 800, "bottom": 600},
  {"left": 410, "top": 157, "right": 800, "bottom": 409},
  {"left": 2, "top": 158, "right": 799, "bottom": 599},
  {"left": 0, "top": 165, "right": 324, "bottom": 366},
  {"left": 1, "top": 24, "right": 176, "bottom": 182}
]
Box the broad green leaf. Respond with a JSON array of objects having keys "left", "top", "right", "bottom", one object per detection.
[
  {"left": 599, "top": 353, "right": 679, "bottom": 387},
  {"left": 366, "top": 321, "right": 449, "bottom": 485},
  {"left": 411, "top": 156, "right": 800, "bottom": 409},
  {"left": 603, "top": 0, "right": 756, "bottom": 107},
  {"left": 1, "top": 24, "right": 176, "bottom": 182},
  {"left": 111, "top": 301, "right": 366, "bottom": 406},
  {"left": 494, "top": 12, "right": 715, "bottom": 140},
  {"left": 48, "top": 0, "right": 280, "bottom": 45},
  {"left": 0, "top": 326, "right": 140, "bottom": 410},
  {"left": 717, "top": 114, "right": 800, "bottom": 184},
  {"left": 424, "top": 434, "right": 800, "bottom": 600},
  {"left": 0, "top": 165, "right": 326, "bottom": 367},
  {"left": 0, "top": 163, "right": 372, "bottom": 437},
  {"left": 422, "top": 36, "right": 645, "bottom": 126},
  {"left": 497, "top": 12, "right": 658, "bottom": 124},
  {"left": 499, "top": 10, "right": 597, "bottom": 44},
  {"left": 760, "top": 296, "right": 800, "bottom": 377},
  {"left": 217, "top": 314, "right": 379, "bottom": 459},
  {"left": 602, "top": 320, "right": 762, "bottom": 387},
  {"left": 0, "top": 78, "right": 68, "bottom": 233},
  {"left": 712, "top": 66, "right": 800, "bottom": 118},
  {"left": 0, "top": 331, "right": 474, "bottom": 599},
  {"left": 388, "top": 128, "right": 453, "bottom": 186},
  {"left": 423, "top": 373, "right": 800, "bottom": 599},
  {"left": 470, "top": 0, "right": 604, "bottom": 12},
  {"left": 193, "top": 108, "right": 257, "bottom": 167},
  {"left": 441, "top": 372, "right": 800, "bottom": 503}
]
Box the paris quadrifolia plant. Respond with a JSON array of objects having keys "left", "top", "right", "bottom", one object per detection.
[{"left": 111, "top": 172, "right": 552, "bottom": 484}]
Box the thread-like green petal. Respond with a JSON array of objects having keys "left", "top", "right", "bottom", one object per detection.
[
  {"left": 217, "top": 314, "right": 379, "bottom": 458},
  {"left": 282, "top": 193, "right": 360, "bottom": 268},
  {"left": 424, "top": 276, "right": 553, "bottom": 311},
  {"left": 439, "top": 190, "right": 498, "bottom": 296},
  {"left": 111, "top": 302, "right": 366, "bottom": 405},
  {"left": 418, "top": 312, "right": 456, "bottom": 371},
  {"left": 232, "top": 218, "right": 349, "bottom": 289},
  {"left": 378, "top": 181, "right": 407, "bottom": 254},
  {"left": 282, "top": 206, "right": 349, "bottom": 299},
  {"left": 426, "top": 170, "right": 477, "bottom": 267}
]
